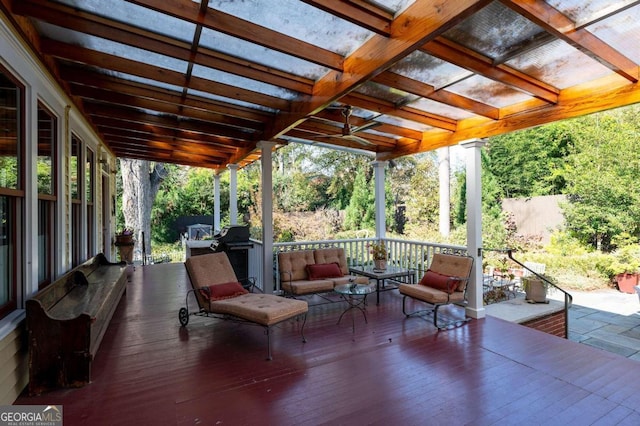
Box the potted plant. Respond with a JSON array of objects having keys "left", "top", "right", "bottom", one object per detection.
[
  {"left": 368, "top": 241, "right": 388, "bottom": 271},
  {"left": 521, "top": 273, "right": 555, "bottom": 303},
  {"left": 115, "top": 227, "right": 134, "bottom": 245},
  {"left": 608, "top": 246, "right": 640, "bottom": 294}
]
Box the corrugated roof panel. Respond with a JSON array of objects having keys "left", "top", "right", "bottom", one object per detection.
[
  {"left": 390, "top": 51, "right": 472, "bottom": 89},
  {"left": 58, "top": 0, "right": 196, "bottom": 42},
  {"left": 207, "top": 0, "right": 374, "bottom": 56},
  {"left": 198, "top": 28, "right": 329, "bottom": 80},
  {"left": 444, "top": 75, "right": 531, "bottom": 107},
  {"left": 506, "top": 39, "right": 613, "bottom": 89}
]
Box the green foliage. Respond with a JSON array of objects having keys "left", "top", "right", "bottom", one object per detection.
[
  {"left": 486, "top": 122, "right": 572, "bottom": 197},
  {"left": 560, "top": 106, "right": 640, "bottom": 251},
  {"left": 344, "top": 167, "right": 375, "bottom": 231}
]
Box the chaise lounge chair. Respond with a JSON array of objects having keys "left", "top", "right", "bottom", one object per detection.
[{"left": 179, "top": 252, "right": 308, "bottom": 360}]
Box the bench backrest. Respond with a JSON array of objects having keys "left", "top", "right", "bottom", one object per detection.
[
  {"left": 278, "top": 250, "right": 315, "bottom": 281},
  {"left": 314, "top": 248, "right": 349, "bottom": 276}
]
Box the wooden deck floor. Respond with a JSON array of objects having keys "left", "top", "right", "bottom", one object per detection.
[{"left": 15, "top": 263, "right": 640, "bottom": 425}]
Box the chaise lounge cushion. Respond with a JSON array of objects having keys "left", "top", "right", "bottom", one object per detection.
[{"left": 209, "top": 293, "right": 308, "bottom": 326}]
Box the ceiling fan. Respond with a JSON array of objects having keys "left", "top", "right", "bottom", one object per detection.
[{"left": 316, "top": 105, "right": 381, "bottom": 146}]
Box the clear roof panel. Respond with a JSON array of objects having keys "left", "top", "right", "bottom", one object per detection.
[
  {"left": 207, "top": 0, "right": 374, "bottom": 56},
  {"left": 58, "top": 0, "right": 196, "bottom": 42},
  {"left": 354, "top": 82, "right": 416, "bottom": 106},
  {"left": 365, "top": 0, "right": 417, "bottom": 15},
  {"left": 187, "top": 88, "right": 277, "bottom": 113},
  {"left": 443, "top": 1, "right": 546, "bottom": 61},
  {"left": 506, "top": 39, "right": 613, "bottom": 89},
  {"left": 374, "top": 115, "right": 433, "bottom": 132},
  {"left": 35, "top": 22, "right": 189, "bottom": 73},
  {"left": 548, "top": 0, "right": 639, "bottom": 27},
  {"left": 191, "top": 65, "right": 299, "bottom": 100},
  {"left": 389, "top": 51, "right": 473, "bottom": 89},
  {"left": 198, "top": 28, "right": 329, "bottom": 80},
  {"left": 445, "top": 75, "right": 532, "bottom": 107},
  {"left": 408, "top": 98, "right": 475, "bottom": 121},
  {"left": 586, "top": 4, "right": 640, "bottom": 63}
]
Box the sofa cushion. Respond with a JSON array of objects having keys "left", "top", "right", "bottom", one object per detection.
[
  {"left": 314, "top": 248, "right": 349, "bottom": 276},
  {"left": 281, "top": 279, "right": 335, "bottom": 295},
  {"left": 278, "top": 250, "right": 316, "bottom": 281},
  {"left": 420, "top": 269, "right": 460, "bottom": 294},
  {"left": 307, "top": 262, "right": 343, "bottom": 280},
  {"left": 200, "top": 281, "right": 248, "bottom": 301},
  {"left": 331, "top": 275, "right": 369, "bottom": 286}
]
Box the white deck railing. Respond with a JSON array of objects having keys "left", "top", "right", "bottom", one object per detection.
[{"left": 248, "top": 238, "right": 467, "bottom": 291}]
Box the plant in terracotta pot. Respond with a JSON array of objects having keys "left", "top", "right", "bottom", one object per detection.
[
  {"left": 521, "top": 273, "right": 556, "bottom": 304},
  {"left": 368, "top": 241, "right": 388, "bottom": 271},
  {"left": 115, "top": 227, "right": 134, "bottom": 245},
  {"left": 602, "top": 245, "right": 640, "bottom": 293}
]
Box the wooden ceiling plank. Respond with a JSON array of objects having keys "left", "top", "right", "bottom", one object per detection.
[
  {"left": 106, "top": 135, "right": 229, "bottom": 160},
  {"left": 126, "top": 0, "right": 343, "bottom": 70},
  {"left": 500, "top": 0, "right": 639, "bottom": 83}
]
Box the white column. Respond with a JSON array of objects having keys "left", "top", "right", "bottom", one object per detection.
[
  {"left": 372, "top": 161, "right": 387, "bottom": 239},
  {"left": 227, "top": 164, "right": 238, "bottom": 225},
  {"left": 259, "top": 141, "right": 277, "bottom": 294},
  {"left": 460, "top": 138, "right": 487, "bottom": 320},
  {"left": 213, "top": 173, "right": 221, "bottom": 233},
  {"left": 438, "top": 146, "right": 451, "bottom": 237}
]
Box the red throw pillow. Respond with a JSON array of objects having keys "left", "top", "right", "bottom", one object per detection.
[
  {"left": 419, "top": 269, "right": 460, "bottom": 294},
  {"left": 199, "top": 281, "right": 248, "bottom": 301},
  {"left": 306, "top": 262, "right": 343, "bottom": 280}
]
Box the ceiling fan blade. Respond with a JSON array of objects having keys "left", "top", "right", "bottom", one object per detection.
[{"left": 343, "top": 134, "right": 375, "bottom": 146}]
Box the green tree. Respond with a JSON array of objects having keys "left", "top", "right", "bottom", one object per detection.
[
  {"left": 344, "top": 167, "right": 375, "bottom": 231},
  {"left": 561, "top": 107, "right": 640, "bottom": 251},
  {"left": 487, "top": 122, "right": 572, "bottom": 197}
]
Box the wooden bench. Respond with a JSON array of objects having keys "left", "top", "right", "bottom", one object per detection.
[{"left": 26, "top": 253, "right": 127, "bottom": 395}]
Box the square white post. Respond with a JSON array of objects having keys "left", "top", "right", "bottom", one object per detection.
[
  {"left": 372, "top": 160, "right": 387, "bottom": 239},
  {"left": 438, "top": 146, "right": 450, "bottom": 237},
  {"left": 259, "top": 141, "right": 277, "bottom": 294},
  {"left": 214, "top": 173, "right": 221, "bottom": 233},
  {"left": 460, "top": 138, "right": 486, "bottom": 320},
  {"left": 227, "top": 164, "right": 238, "bottom": 225}
]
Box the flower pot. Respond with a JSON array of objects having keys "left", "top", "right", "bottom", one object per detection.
[
  {"left": 615, "top": 273, "right": 639, "bottom": 294},
  {"left": 374, "top": 259, "right": 387, "bottom": 271},
  {"left": 523, "top": 278, "right": 547, "bottom": 303},
  {"left": 115, "top": 234, "right": 133, "bottom": 245}
]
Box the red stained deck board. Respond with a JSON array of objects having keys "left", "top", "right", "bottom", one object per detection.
[{"left": 15, "top": 262, "right": 640, "bottom": 425}]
